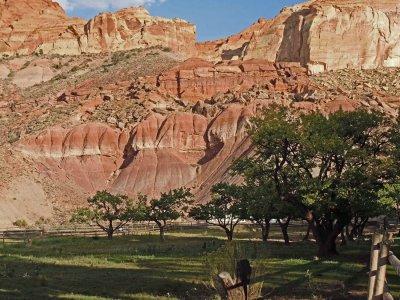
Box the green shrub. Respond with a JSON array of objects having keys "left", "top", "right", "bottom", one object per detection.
[
  {"left": 7, "top": 131, "right": 20, "bottom": 143},
  {"left": 70, "top": 66, "right": 79, "bottom": 72},
  {"left": 13, "top": 219, "right": 28, "bottom": 228},
  {"left": 205, "top": 242, "right": 266, "bottom": 299}
]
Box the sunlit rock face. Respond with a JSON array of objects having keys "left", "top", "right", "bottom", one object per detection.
[
  {"left": 0, "top": 1, "right": 196, "bottom": 56},
  {"left": 242, "top": 0, "right": 400, "bottom": 73},
  {"left": 17, "top": 109, "right": 253, "bottom": 199},
  {"left": 154, "top": 58, "right": 309, "bottom": 102},
  {"left": 0, "top": 0, "right": 86, "bottom": 56}
]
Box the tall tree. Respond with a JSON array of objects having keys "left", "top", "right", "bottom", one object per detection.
[
  {"left": 139, "top": 188, "right": 193, "bottom": 242},
  {"left": 240, "top": 107, "right": 394, "bottom": 256},
  {"left": 239, "top": 182, "right": 277, "bottom": 242},
  {"left": 71, "top": 191, "right": 143, "bottom": 240},
  {"left": 190, "top": 183, "right": 245, "bottom": 241},
  {"left": 379, "top": 179, "right": 400, "bottom": 234}
]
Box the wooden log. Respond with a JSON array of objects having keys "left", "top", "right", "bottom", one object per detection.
[
  {"left": 368, "top": 232, "right": 384, "bottom": 300},
  {"left": 388, "top": 251, "right": 400, "bottom": 275},
  {"left": 373, "top": 233, "right": 392, "bottom": 299},
  {"left": 218, "top": 272, "right": 244, "bottom": 300}
]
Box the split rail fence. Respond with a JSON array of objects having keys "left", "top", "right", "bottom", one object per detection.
[
  {"left": 0, "top": 222, "right": 197, "bottom": 243},
  {"left": 368, "top": 231, "right": 400, "bottom": 300}
]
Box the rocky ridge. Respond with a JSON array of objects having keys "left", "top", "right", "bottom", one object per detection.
[
  {"left": 0, "top": 0, "right": 196, "bottom": 57},
  {"left": 1, "top": 0, "right": 400, "bottom": 226}
]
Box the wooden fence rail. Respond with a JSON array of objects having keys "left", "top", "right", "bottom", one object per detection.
[{"left": 0, "top": 222, "right": 182, "bottom": 243}]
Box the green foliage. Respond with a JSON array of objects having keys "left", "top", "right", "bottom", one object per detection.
[
  {"left": 0, "top": 227, "right": 399, "bottom": 299},
  {"left": 378, "top": 178, "right": 400, "bottom": 218},
  {"left": 240, "top": 106, "right": 396, "bottom": 255},
  {"left": 140, "top": 188, "right": 193, "bottom": 224},
  {"left": 205, "top": 242, "right": 265, "bottom": 299},
  {"left": 71, "top": 191, "right": 143, "bottom": 239},
  {"left": 139, "top": 188, "right": 193, "bottom": 241},
  {"left": 7, "top": 131, "right": 20, "bottom": 144},
  {"left": 190, "top": 183, "right": 244, "bottom": 240},
  {"left": 70, "top": 65, "right": 79, "bottom": 72},
  {"left": 12, "top": 219, "right": 28, "bottom": 228}
]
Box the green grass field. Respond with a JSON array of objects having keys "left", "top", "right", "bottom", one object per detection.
[{"left": 0, "top": 225, "right": 399, "bottom": 300}]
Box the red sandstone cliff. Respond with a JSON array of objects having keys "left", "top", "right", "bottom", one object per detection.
[
  {"left": 2, "top": 0, "right": 400, "bottom": 225},
  {"left": 0, "top": 0, "right": 196, "bottom": 56}
]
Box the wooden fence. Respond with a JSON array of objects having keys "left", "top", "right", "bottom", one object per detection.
[
  {"left": 0, "top": 221, "right": 297, "bottom": 243},
  {"left": 368, "top": 231, "right": 400, "bottom": 300},
  {"left": 0, "top": 222, "right": 180, "bottom": 243}
]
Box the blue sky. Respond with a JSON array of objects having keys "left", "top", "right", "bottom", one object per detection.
[{"left": 57, "top": 0, "right": 304, "bottom": 42}]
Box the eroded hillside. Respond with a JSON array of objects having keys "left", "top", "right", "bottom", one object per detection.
[{"left": 1, "top": 0, "right": 400, "bottom": 226}]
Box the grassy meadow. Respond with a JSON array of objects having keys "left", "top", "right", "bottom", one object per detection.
[{"left": 0, "top": 224, "right": 399, "bottom": 300}]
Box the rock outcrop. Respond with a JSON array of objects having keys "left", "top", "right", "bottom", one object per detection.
[
  {"left": 0, "top": 0, "right": 86, "bottom": 56},
  {"left": 78, "top": 7, "right": 196, "bottom": 55},
  {"left": 242, "top": 0, "right": 400, "bottom": 72},
  {"left": 196, "top": 18, "right": 271, "bottom": 62},
  {"left": 0, "top": 0, "right": 196, "bottom": 56},
  {"left": 19, "top": 123, "right": 128, "bottom": 192},
  {"left": 195, "top": 0, "right": 400, "bottom": 73},
  {"left": 17, "top": 109, "right": 253, "bottom": 199},
  {"left": 154, "top": 58, "right": 310, "bottom": 102}
]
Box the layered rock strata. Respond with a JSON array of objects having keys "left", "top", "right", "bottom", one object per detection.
[
  {"left": 0, "top": 0, "right": 196, "bottom": 56},
  {"left": 154, "top": 58, "right": 310, "bottom": 102},
  {"left": 242, "top": 0, "right": 400, "bottom": 72}
]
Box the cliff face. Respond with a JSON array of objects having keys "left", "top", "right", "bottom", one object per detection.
[
  {"left": 2, "top": 0, "right": 400, "bottom": 225},
  {"left": 154, "top": 58, "right": 309, "bottom": 102},
  {"left": 0, "top": 0, "right": 86, "bottom": 56},
  {"left": 0, "top": 1, "right": 196, "bottom": 56},
  {"left": 196, "top": 18, "right": 271, "bottom": 62},
  {"left": 17, "top": 108, "right": 253, "bottom": 199},
  {"left": 242, "top": 0, "right": 400, "bottom": 73},
  {"left": 78, "top": 7, "right": 196, "bottom": 55}
]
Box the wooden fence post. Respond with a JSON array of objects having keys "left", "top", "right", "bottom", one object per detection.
[
  {"left": 374, "top": 234, "right": 391, "bottom": 299},
  {"left": 368, "top": 232, "right": 384, "bottom": 300}
]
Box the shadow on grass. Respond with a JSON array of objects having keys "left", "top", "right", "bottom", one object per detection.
[
  {"left": 0, "top": 229, "right": 397, "bottom": 300},
  {"left": 0, "top": 257, "right": 209, "bottom": 300}
]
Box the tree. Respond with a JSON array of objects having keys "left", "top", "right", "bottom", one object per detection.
[
  {"left": 190, "top": 183, "right": 244, "bottom": 241},
  {"left": 239, "top": 182, "right": 276, "bottom": 242},
  {"left": 71, "top": 191, "right": 142, "bottom": 240},
  {"left": 241, "top": 106, "right": 394, "bottom": 256},
  {"left": 379, "top": 179, "right": 400, "bottom": 234},
  {"left": 233, "top": 164, "right": 298, "bottom": 245},
  {"left": 139, "top": 188, "right": 193, "bottom": 242}
]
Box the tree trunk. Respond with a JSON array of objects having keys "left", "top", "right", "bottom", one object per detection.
[
  {"left": 303, "top": 223, "right": 311, "bottom": 241},
  {"left": 278, "top": 217, "right": 291, "bottom": 245},
  {"left": 309, "top": 220, "right": 343, "bottom": 257},
  {"left": 224, "top": 228, "right": 233, "bottom": 241},
  {"left": 345, "top": 224, "right": 354, "bottom": 242},
  {"left": 358, "top": 217, "right": 368, "bottom": 237},
  {"left": 159, "top": 226, "right": 165, "bottom": 242},
  {"left": 258, "top": 219, "right": 271, "bottom": 242},
  {"left": 318, "top": 234, "right": 339, "bottom": 257},
  {"left": 107, "top": 220, "right": 113, "bottom": 240},
  {"left": 340, "top": 228, "right": 347, "bottom": 246}
]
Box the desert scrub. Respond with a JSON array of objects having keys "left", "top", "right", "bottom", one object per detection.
[
  {"left": 7, "top": 131, "right": 20, "bottom": 143},
  {"left": 205, "top": 241, "right": 266, "bottom": 299},
  {"left": 12, "top": 219, "right": 29, "bottom": 228}
]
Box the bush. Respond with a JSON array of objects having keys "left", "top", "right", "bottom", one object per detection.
[
  {"left": 205, "top": 242, "right": 266, "bottom": 299},
  {"left": 7, "top": 131, "right": 20, "bottom": 143},
  {"left": 13, "top": 219, "right": 28, "bottom": 228},
  {"left": 22, "top": 61, "right": 30, "bottom": 69},
  {"left": 70, "top": 66, "right": 79, "bottom": 72}
]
